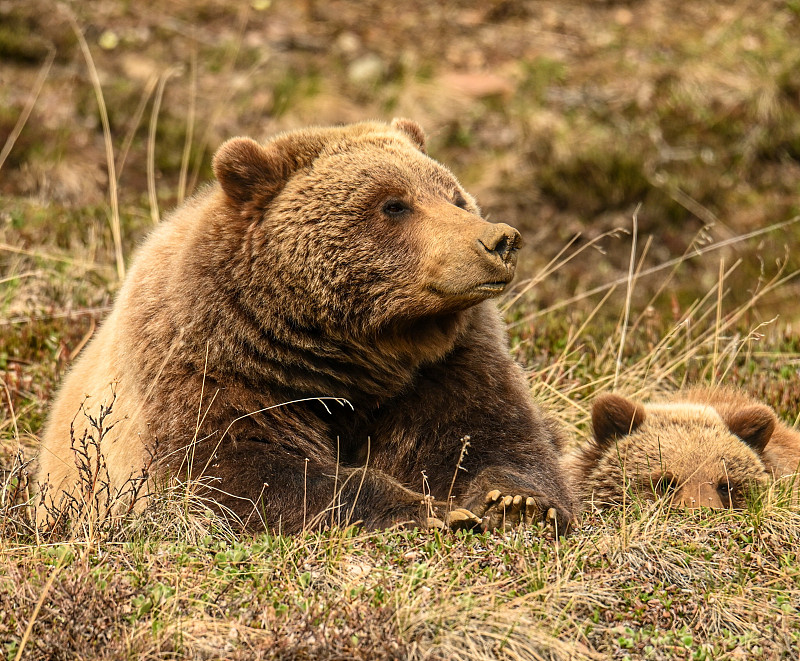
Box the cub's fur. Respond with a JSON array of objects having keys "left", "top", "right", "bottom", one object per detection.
[
  {"left": 568, "top": 386, "right": 800, "bottom": 509},
  {"left": 39, "top": 119, "right": 576, "bottom": 532}
]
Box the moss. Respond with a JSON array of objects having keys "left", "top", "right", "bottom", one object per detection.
[
  {"left": 0, "top": 315, "right": 101, "bottom": 441},
  {"left": 516, "top": 57, "right": 567, "bottom": 106},
  {"left": 0, "top": 24, "right": 52, "bottom": 63},
  {"left": 270, "top": 67, "right": 321, "bottom": 118},
  {"left": 0, "top": 3, "right": 75, "bottom": 63}
]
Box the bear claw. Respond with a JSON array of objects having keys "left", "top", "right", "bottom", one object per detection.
[
  {"left": 474, "top": 490, "right": 553, "bottom": 532},
  {"left": 444, "top": 507, "right": 482, "bottom": 530},
  {"left": 426, "top": 507, "right": 482, "bottom": 531}
]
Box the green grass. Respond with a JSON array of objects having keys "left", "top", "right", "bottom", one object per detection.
[{"left": 2, "top": 502, "right": 798, "bottom": 659}]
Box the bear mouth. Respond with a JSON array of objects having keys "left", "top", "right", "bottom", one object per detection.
[
  {"left": 472, "top": 281, "right": 508, "bottom": 294},
  {"left": 430, "top": 280, "right": 509, "bottom": 299}
]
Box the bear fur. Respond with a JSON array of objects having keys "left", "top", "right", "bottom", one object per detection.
[
  {"left": 567, "top": 386, "right": 800, "bottom": 510},
  {"left": 38, "top": 118, "right": 576, "bottom": 533},
  {"left": 674, "top": 386, "right": 800, "bottom": 481}
]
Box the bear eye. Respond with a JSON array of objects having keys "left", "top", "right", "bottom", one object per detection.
[
  {"left": 717, "top": 480, "right": 733, "bottom": 507},
  {"left": 382, "top": 199, "right": 411, "bottom": 217},
  {"left": 453, "top": 192, "right": 469, "bottom": 210}
]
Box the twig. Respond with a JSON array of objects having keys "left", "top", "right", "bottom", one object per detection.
[
  {"left": 147, "top": 69, "right": 180, "bottom": 225},
  {"left": 0, "top": 49, "right": 55, "bottom": 172},
  {"left": 178, "top": 48, "right": 198, "bottom": 205},
  {"left": 62, "top": 5, "right": 125, "bottom": 282},
  {"left": 614, "top": 206, "right": 639, "bottom": 390}
]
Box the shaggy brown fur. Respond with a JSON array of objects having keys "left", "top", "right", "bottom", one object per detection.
[
  {"left": 674, "top": 386, "right": 800, "bottom": 480},
  {"left": 567, "top": 386, "right": 800, "bottom": 510},
  {"left": 39, "top": 119, "right": 576, "bottom": 533}
]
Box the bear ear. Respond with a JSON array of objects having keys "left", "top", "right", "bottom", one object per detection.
[
  {"left": 725, "top": 405, "right": 776, "bottom": 453},
  {"left": 213, "top": 137, "right": 283, "bottom": 206},
  {"left": 592, "top": 393, "right": 646, "bottom": 447},
  {"left": 391, "top": 118, "right": 427, "bottom": 153}
]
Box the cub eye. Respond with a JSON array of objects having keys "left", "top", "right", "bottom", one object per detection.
[
  {"left": 717, "top": 482, "right": 735, "bottom": 507},
  {"left": 382, "top": 200, "right": 411, "bottom": 217},
  {"left": 654, "top": 474, "right": 677, "bottom": 496},
  {"left": 453, "top": 192, "right": 469, "bottom": 209}
]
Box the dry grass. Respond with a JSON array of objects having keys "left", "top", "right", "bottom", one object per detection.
[
  {"left": 2, "top": 486, "right": 798, "bottom": 659},
  {"left": 3, "top": 0, "right": 800, "bottom": 658}
]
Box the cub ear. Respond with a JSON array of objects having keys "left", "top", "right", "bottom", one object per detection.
[
  {"left": 592, "top": 393, "right": 646, "bottom": 446},
  {"left": 725, "top": 405, "right": 776, "bottom": 453},
  {"left": 213, "top": 137, "right": 282, "bottom": 205},
  {"left": 391, "top": 117, "right": 427, "bottom": 153}
]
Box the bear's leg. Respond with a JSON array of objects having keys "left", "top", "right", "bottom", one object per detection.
[
  {"left": 367, "top": 308, "right": 577, "bottom": 532},
  {"left": 190, "top": 440, "right": 471, "bottom": 533}
]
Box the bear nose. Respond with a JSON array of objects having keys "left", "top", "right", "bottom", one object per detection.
[{"left": 478, "top": 224, "right": 522, "bottom": 263}]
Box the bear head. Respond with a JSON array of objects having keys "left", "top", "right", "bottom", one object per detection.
[
  {"left": 578, "top": 393, "right": 776, "bottom": 509},
  {"left": 210, "top": 118, "right": 521, "bottom": 341}
]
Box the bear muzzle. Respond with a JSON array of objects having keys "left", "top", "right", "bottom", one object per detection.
[
  {"left": 470, "top": 223, "right": 521, "bottom": 293},
  {"left": 424, "top": 218, "right": 522, "bottom": 303},
  {"left": 674, "top": 481, "right": 727, "bottom": 509},
  {"left": 476, "top": 223, "right": 522, "bottom": 266}
]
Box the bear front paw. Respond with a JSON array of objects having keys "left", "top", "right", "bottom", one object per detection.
[{"left": 472, "top": 489, "right": 563, "bottom": 533}]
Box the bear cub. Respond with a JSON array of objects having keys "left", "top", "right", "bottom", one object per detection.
[
  {"left": 567, "top": 386, "right": 800, "bottom": 510},
  {"left": 39, "top": 119, "right": 576, "bottom": 533}
]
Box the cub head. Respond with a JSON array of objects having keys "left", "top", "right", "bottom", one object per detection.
[
  {"left": 579, "top": 393, "right": 775, "bottom": 509},
  {"left": 211, "top": 118, "right": 521, "bottom": 337}
]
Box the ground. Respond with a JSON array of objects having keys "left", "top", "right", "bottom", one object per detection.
[{"left": 1, "top": 0, "right": 799, "bottom": 658}]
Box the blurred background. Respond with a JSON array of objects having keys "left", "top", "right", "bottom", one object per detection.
[{"left": 2, "top": 0, "right": 800, "bottom": 442}]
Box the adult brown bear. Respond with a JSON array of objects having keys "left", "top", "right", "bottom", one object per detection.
[{"left": 39, "top": 119, "right": 576, "bottom": 533}]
